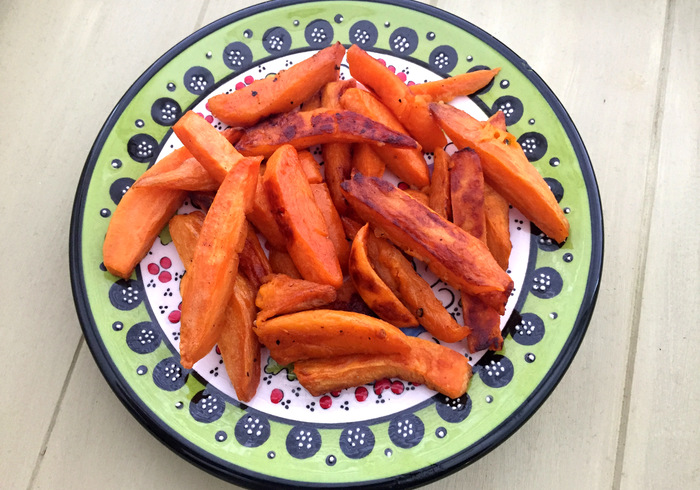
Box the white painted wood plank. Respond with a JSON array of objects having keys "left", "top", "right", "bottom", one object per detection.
[
  {"left": 429, "top": 1, "right": 668, "bottom": 488},
  {"left": 0, "top": 1, "right": 206, "bottom": 489},
  {"left": 619, "top": 0, "right": 700, "bottom": 487}
]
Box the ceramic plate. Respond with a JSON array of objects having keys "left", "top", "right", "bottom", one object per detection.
[{"left": 69, "top": 0, "right": 603, "bottom": 487}]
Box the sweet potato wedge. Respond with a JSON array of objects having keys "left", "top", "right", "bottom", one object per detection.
[
  {"left": 346, "top": 45, "right": 446, "bottom": 152},
  {"left": 209, "top": 42, "right": 345, "bottom": 127},
  {"left": 179, "top": 157, "right": 260, "bottom": 369},
  {"left": 263, "top": 145, "right": 343, "bottom": 288},
  {"left": 173, "top": 111, "right": 254, "bottom": 183},
  {"left": 235, "top": 108, "right": 419, "bottom": 158},
  {"left": 103, "top": 147, "right": 190, "bottom": 279},
  {"left": 168, "top": 211, "right": 205, "bottom": 269},
  {"left": 253, "top": 310, "right": 411, "bottom": 365},
  {"left": 218, "top": 274, "right": 261, "bottom": 402},
  {"left": 132, "top": 156, "right": 219, "bottom": 192},
  {"left": 295, "top": 336, "right": 471, "bottom": 398},
  {"left": 367, "top": 232, "right": 471, "bottom": 342},
  {"left": 340, "top": 88, "right": 429, "bottom": 187},
  {"left": 239, "top": 223, "right": 273, "bottom": 289},
  {"left": 297, "top": 150, "right": 323, "bottom": 184},
  {"left": 341, "top": 216, "right": 364, "bottom": 241},
  {"left": 464, "top": 295, "right": 503, "bottom": 353},
  {"left": 341, "top": 173, "right": 513, "bottom": 313},
  {"left": 268, "top": 248, "right": 302, "bottom": 279},
  {"left": 410, "top": 68, "right": 500, "bottom": 102},
  {"left": 322, "top": 142, "right": 352, "bottom": 215},
  {"left": 321, "top": 79, "right": 357, "bottom": 110},
  {"left": 429, "top": 147, "right": 452, "bottom": 220},
  {"left": 349, "top": 225, "right": 418, "bottom": 327},
  {"left": 483, "top": 183, "right": 512, "bottom": 270},
  {"left": 310, "top": 182, "right": 351, "bottom": 273},
  {"left": 451, "top": 148, "right": 487, "bottom": 242},
  {"left": 352, "top": 143, "right": 385, "bottom": 178},
  {"left": 404, "top": 189, "right": 430, "bottom": 207},
  {"left": 430, "top": 102, "right": 569, "bottom": 242},
  {"left": 248, "top": 166, "right": 287, "bottom": 251},
  {"left": 299, "top": 89, "right": 323, "bottom": 112},
  {"left": 255, "top": 274, "right": 337, "bottom": 322}
]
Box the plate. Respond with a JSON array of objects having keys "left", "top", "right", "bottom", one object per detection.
[{"left": 69, "top": 0, "right": 603, "bottom": 487}]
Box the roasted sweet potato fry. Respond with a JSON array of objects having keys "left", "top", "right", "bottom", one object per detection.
[
  {"left": 322, "top": 142, "right": 352, "bottom": 215},
  {"left": 263, "top": 145, "right": 343, "bottom": 288},
  {"left": 268, "top": 248, "right": 302, "bottom": 279},
  {"left": 311, "top": 182, "right": 351, "bottom": 273},
  {"left": 179, "top": 157, "right": 260, "bottom": 369},
  {"left": 349, "top": 225, "right": 418, "bottom": 327},
  {"left": 132, "top": 156, "right": 219, "bottom": 192},
  {"left": 297, "top": 150, "right": 323, "bottom": 184},
  {"left": 451, "top": 148, "right": 487, "bottom": 242},
  {"left": 483, "top": 183, "right": 512, "bottom": 270},
  {"left": 103, "top": 147, "right": 190, "bottom": 279},
  {"left": 429, "top": 147, "right": 452, "bottom": 220},
  {"left": 430, "top": 102, "right": 569, "bottom": 242},
  {"left": 341, "top": 173, "right": 513, "bottom": 313},
  {"left": 352, "top": 143, "right": 385, "bottom": 178},
  {"left": 253, "top": 310, "right": 411, "bottom": 365},
  {"left": 256, "top": 274, "right": 337, "bottom": 322},
  {"left": 410, "top": 68, "right": 500, "bottom": 102},
  {"left": 321, "top": 79, "right": 357, "bottom": 109},
  {"left": 236, "top": 108, "right": 419, "bottom": 158},
  {"left": 173, "top": 111, "right": 254, "bottom": 183},
  {"left": 367, "top": 232, "right": 471, "bottom": 342},
  {"left": 340, "top": 88, "right": 429, "bottom": 187},
  {"left": 404, "top": 189, "right": 430, "bottom": 207},
  {"left": 248, "top": 166, "right": 287, "bottom": 251},
  {"left": 299, "top": 90, "right": 323, "bottom": 112},
  {"left": 218, "top": 274, "right": 261, "bottom": 402},
  {"left": 209, "top": 42, "right": 345, "bottom": 127},
  {"left": 168, "top": 211, "right": 205, "bottom": 269},
  {"left": 239, "top": 223, "right": 273, "bottom": 289},
  {"left": 464, "top": 295, "right": 503, "bottom": 352},
  {"left": 295, "top": 336, "right": 471, "bottom": 398},
  {"left": 346, "top": 44, "right": 446, "bottom": 152},
  {"left": 341, "top": 216, "right": 364, "bottom": 241}
]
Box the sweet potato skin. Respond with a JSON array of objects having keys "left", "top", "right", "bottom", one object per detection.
[
  {"left": 450, "top": 148, "right": 487, "bottom": 242},
  {"left": 341, "top": 173, "right": 513, "bottom": 313},
  {"left": 263, "top": 145, "right": 343, "bottom": 288},
  {"left": 349, "top": 225, "right": 418, "bottom": 328},
  {"left": 209, "top": 42, "right": 345, "bottom": 127},
  {"left": 253, "top": 310, "right": 412, "bottom": 365},
  {"left": 236, "top": 108, "right": 420, "bottom": 158}
]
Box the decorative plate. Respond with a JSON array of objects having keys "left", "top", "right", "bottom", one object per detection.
[{"left": 69, "top": 0, "right": 603, "bottom": 487}]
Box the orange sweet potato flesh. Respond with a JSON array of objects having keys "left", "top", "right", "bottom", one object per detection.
[
  {"left": 322, "top": 142, "right": 352, "bottom": 216},
  {"left": 346, "top": 45, "right": 446, "bottom": 152},
  {"left": 295, "top": 336, "right": 471, "bottom": 398},
  {"left": 410, "top": 68, "right": 500, "bottom": 102},
  {"left": 488, "top": 111, "right": 507, "bottom": 132},
  {"left": 173, "top": 111, "right": 253, "bottom": 183},
  {"left": 208, "top": 42, "right": 345, "bottom": 127},
  {"left": 297, "top": 150, "right": 323, "bottom": 184},
  {"left": 464, "top": 295, "right": 503, "bottom": 352},
  {"left": 450, "top": 148, "right": 487, "bottom": 243},
  {"left": 235, "top": 108, "right": 419, "bottom": 158},
  {"left": 367, "top": 231, "right": 471, "bottom": 343},
  {"left": 132, "top": 157, "right": 219, "bottom": 192},
  {"left": 352, "top": 143, "right": 385, "bottom": 178},
  {"left": 429, "top": 147, "right": 452, "bottom": 220},
  {"left": 239, "top": 223, "right": 273, "bottom": 289},
  {"left": 483, "top": 183, "right": 512, "bottom": 270},
  {"left": 310, "top": 182, "right": 351, "bottom": 273},
  {"left": 218, "top": 274, "right": 261, "bottom": 402},
  {"left": 340, "top": 88, "right": 429, "bottom": 187},
  {"left": 341, "top": 173, "right": 513, "bottom": 313},
  {"left": 263, "top": 145, "right": 343, "bottom": 288},
  {"left": 255, "top": 274, "right": 337, "bottom": 322},
  {"left": 321, "top": 79, "right": 357, "bottom": 110},
  {"left": 299, "top": 90, "right": 323, "bottom": 112},
  {"left": 103, "top": 147, "right": 190, "bottom": 279},
  {"left": 430, "top": 102, "right": 569, "bottom": 242},
  {"left": 349, "top": 225, "right": 418, "bottom": 328},
  {"left": 253, "top": 310, "right": 411, "bottom": 365},
  {"left": 248, "top": 165, "right": 287, "bottom": 251},
  {"left": 179, "top": 157, "right": 260, "bottom": 369},
  {"left": 168, "top": 211, "right": 205, "bottom": 269},
  {"left": 268, "top": 249, "right": 302, "bottom": 279}
]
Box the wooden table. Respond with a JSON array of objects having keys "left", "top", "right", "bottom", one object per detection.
[{"left": 1, "top": 1, "right": 698, "bottom": 488}]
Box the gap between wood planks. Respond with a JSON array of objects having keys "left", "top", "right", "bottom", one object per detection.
[
  {"left": 26, "top": 338, "right": 84, "bottom": 490},
  {"left": 611, "top": 0, "right": 677, "bottom": 488}
]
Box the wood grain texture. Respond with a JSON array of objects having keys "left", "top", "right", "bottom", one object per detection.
[{"left": 619, "top": 0, "right": 700, "bottom": 487}]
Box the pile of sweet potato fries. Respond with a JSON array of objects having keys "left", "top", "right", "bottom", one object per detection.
[{"left": 103, "top": 42, "right": 569, "bottom": 402}]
